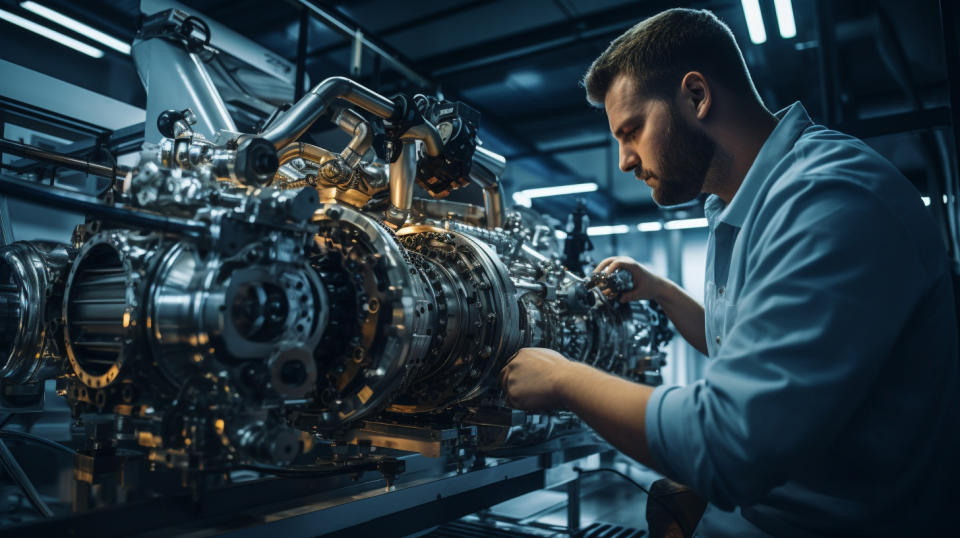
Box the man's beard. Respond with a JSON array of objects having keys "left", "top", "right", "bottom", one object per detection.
[{"left": 644, "top": 106, "right": 717, "bottom": 206}]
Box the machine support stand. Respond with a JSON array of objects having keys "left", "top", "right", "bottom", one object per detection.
[{"left": 566, "top": 475, "right": 581, "bottom": 535}]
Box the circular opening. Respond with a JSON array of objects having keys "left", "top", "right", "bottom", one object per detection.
[
  {"left": 230, "top": 282, "right": 289, "bottom": 343},
  {"left": 280, "top": 359, "right": 308, "bottom": 387},
  {"left": 67, "top": 243, "right": 127, "bottom": 377}
]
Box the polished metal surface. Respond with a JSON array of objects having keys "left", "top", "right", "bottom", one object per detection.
[
  {"left": 0, "top": 68, "right": 669, "bottom": 482},
  {"left": 133, "top": 37, "right": 238, "bottom": 142},
  {"left": 0, "top": 241, "right": 73, "bottom": 383}
]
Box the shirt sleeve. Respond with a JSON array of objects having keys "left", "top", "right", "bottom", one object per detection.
[{"left": 644, "top": 177, "right": 931, "bottom": 509}]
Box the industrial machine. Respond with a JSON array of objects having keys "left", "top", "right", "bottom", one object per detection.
[{"left": 0, "top": 5, "right": 670, "bottom": 535}]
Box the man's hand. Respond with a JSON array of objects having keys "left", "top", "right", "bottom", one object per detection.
[
  {"left": 594, "top": 256, "right": 668, "bottom": 303},
  {"left": 499, "top": 348, "right": 577, "bottom": 412},
  {"left": 501, "top": 347, "right": 659, "bottom": 468}
]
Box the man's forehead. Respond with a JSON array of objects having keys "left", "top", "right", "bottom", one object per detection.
[{"left": 605, "top": 75, "right": 648, "bottom": 131}]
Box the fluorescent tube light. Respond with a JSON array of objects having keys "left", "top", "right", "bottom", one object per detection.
[
  {"left": 664, "top": 218, "right": 708, "bottom": 230},
  {"left": 20, "top": 1, "right": 129, "bottom": 54},
  {"left": 741, "top": 0, "right": 767, "bottom": 44},
  {"left": 773, "top": 0, "right": 797, "bottom": 39},
  {"left": 637, "top": 221, "right": 663, "bottom": 232},
  {"left": 587, "top": 225, "right": 630, "bottom": 236},
  {"left": 0, "top": 7, "right": 103, "bottom": 58},
  {"left": 516, "top": 182, "right": 598, "bottom": 200},
  {"left": 512, "top": 192, "right": 532, "bottom": 208}
]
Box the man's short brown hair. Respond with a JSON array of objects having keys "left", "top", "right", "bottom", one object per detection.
[{"left": 583, "top": 8, "right": 761, "bottom": 106}]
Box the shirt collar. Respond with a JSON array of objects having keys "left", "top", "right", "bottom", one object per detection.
[{"left": 706, "top": 101, "right": 813, "bottom": 228}]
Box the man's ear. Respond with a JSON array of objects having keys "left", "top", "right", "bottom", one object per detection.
[{"left": 680, "top": 72, "right": 712, "bottom": 121}]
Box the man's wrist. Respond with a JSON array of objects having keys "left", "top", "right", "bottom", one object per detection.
[
  {"left": 554, "top": 360, "right": 590, "bottom": 410},
  {"left": 651, "top": 276, "right": 675, "bottom": 304}
]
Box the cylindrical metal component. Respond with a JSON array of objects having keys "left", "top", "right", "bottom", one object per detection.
[
  {"left": 0, "top": 138, "right": 122, "bottom": 179},
  {"left": 336, "top": 108, "right": 372, "bottom": 167},
  {"left": 387, "top": 142, "right": 417, "bottom": 225},
  {"left": 278, "top": 142, "right": 339, "bottom": 167},
  {"left": 0, "top": 242, "right": 73, "bottom": 383},
  {"left": 469, "top": 146, "right": 507, "bottom": 189},
  {"left": 398, "top": 123, "right": 443, "bottom": 157},
  {"left": 63, "top": 234, "right": 147, "bottom": 389},
  {"left": 483, "top": 184, "right": 505, "bottom": 229},
  {"left": 261, "top": 77, "right": 394, "bottom": 149}
]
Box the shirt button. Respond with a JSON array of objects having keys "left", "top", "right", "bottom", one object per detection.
[
  {"left": 715, "top": 335, "right": 722, "bottom": 345},
  {"left": 718, "top": 287, "right": 725, "bottom": 296}
]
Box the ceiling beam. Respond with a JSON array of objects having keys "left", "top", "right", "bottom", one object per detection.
[
  {"left": 287, "top": 0, "right": 585, "bottom": 179},
  {"left": 301, "top": 0, "right": 499, "bottom": 61},
  {"left": 416, "top": 0, "right": 735, "bottom": 78}
]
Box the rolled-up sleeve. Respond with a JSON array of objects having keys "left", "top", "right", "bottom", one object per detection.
[{"left": 644, "top": 177, "right": 930, "bottom": 509}]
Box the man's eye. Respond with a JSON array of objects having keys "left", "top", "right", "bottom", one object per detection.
[{"left": 625, "top": 128, "right": 639, "bottom": 141}]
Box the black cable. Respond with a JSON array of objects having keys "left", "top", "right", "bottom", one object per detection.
[
  {"left": 0, "top": 430, "right": 77, "bottom": 456},
  {"left": 0, "top": 439, "right": 53, "bottom": 517},
  {"left": 575, "top": 467, "right": 690, "bottom": 538}
]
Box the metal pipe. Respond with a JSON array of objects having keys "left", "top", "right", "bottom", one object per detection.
[
  {"left": 482, "top": 184, "right": 504, "bottom": 229},
  {"left": 0, "top": 175, "right": 207, "bottom": 236},
  {"left": 336, "top": 108, "right": 372, "bottom": 167},
  {"left": 469, "top": 146, "right": 507, "bottom": 189},
  {"left": 470, "top": 146, "right": 508, "bottom": 228},
  {"left": 278, "top": 142, "right": 339, "bottom": 167},
  {"left": 261, "top": 77, "right": 395, "bottom": 149},
  {"left": 386, "top": 142, "right": 417, "bottom": 225},
  {"left": 0, "top": 138, "right": 122, "bottom": 179},
  {"left": 398, "top": 123, "right": 443, "bottom": 157}
]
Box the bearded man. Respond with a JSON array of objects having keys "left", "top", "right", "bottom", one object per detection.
[{"left": 500, "top": 8, "right": 959, "bottom": 536}]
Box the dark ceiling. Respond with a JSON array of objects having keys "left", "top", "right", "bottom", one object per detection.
[{"left": 0, "top": 0, "right": 954, "bottom": 225}]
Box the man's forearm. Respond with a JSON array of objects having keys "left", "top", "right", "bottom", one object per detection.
[
  {"left": 557, "top": 361, "right": 660, "bottom": 469},
  {"left": 655, "top": 280, "right": 708, "bottom": 355}
]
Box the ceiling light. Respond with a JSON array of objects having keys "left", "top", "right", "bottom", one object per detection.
[
  {"left": 741, "top": 0, "right": 767, "bottom": 44},
  {"left": 20, "top": 1, "right": 129, "bottom": 54},
  {"left": 773, "top": 0, "right": 796, "bottom": 39},
  {"left": 664, "top": 218, "right": 708, "bottom": 230},
  {"left": 554, "top": 230, "right": 568, "bottom": 240},
  {"left": 516, "top": 182, "right": 598, "bottom": 200},
  {"left": 637, "top": 221, "right": 663, "bottom": 232},
  {"left": 0, "top": 7, "right": 103, "bottom": 58},
  {"left": 512, "top": 192, "right": 532, "bottom": 208},
  {"left": 921, "top": 196, "right": 931, "bottom": 206},
  {"left": 587, "top": 225, "right": 630, "bottom": 236}
]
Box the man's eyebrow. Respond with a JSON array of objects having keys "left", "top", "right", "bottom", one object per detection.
[{"left": 614, "top": 114, "right": 644, "bottom": 138}]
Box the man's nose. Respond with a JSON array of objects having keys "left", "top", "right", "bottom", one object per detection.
[{"left": 619, "top": 144, "right": 639, "bottom": 173}]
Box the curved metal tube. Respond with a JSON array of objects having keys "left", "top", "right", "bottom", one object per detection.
[
  {"left": 482, "top": 184, "right": 505, "bottom": 230},
  {"left": 470, "top": 147, "right": 508, "bottom": 229},
  {"left": 336, "top": 108, "right": 373, "bottom": 167},
  {"left": 386, "top": 142, "right": 417, "bottom": 225},
  {"left": 398, "top": 123, "right": 443, "bottom": 157},
  {"left": 261, "top": 77, "right": 395, "bottom": 149},
  {"left": 469, "top": 146, "right": 507, "bottom": 189},
  {"left": 277, "top": 142, "right": 339, "bottom": 167}
]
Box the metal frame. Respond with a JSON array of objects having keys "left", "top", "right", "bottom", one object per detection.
[{"left": 1, "top": 443, "right": 612, "bottom": 538}]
